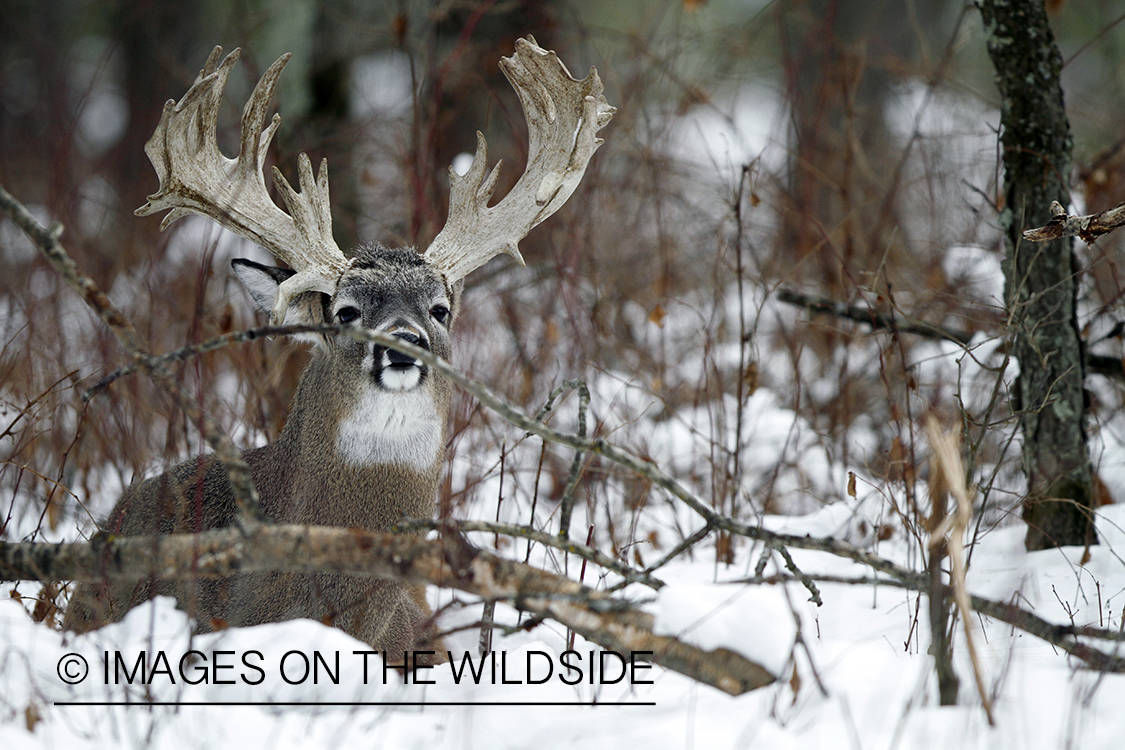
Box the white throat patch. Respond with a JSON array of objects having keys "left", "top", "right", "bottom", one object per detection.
[{"left": 336, "top": 387, "right": 443, "bottom": 469}]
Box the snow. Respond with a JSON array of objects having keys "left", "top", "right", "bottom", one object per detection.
[
  {"left": 650, "top": 582, "right": 796, "bottom": 677},
  {"left": 4, "top": 507, "right": 1125, "bottom": 748}
]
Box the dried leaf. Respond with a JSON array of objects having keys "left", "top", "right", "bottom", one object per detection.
[
  {"left": 25, "top": 702, "right": 40, "bottom": 732},
  {"left": 31, "top": 583, "right": 58, "bottom": 625},
  {"left": 46, "top": 494, "right": 62, "bottom": 531},
  {"left": 1094, "top": 472, "right": 1115, "bottom": 506},
  {"left": 847, "top": 471, "right": 856, "bottom": 498},
  {"left": 743, "top": 361, "right": 759, "bottom": 393},
  {"left": 649, "top": 304, "right": 667, "bottom": 328}
]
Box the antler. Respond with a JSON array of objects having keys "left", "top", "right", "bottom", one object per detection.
[
  {"left": 423, "top": 36, "right": 616, "bottom": 282},
  {"left": 136, "top": 46, "right": 349, "bottom": 324}
]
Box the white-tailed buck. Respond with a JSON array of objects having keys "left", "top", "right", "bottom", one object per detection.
[{"left": 64, "top": 37, "right": 613, "bottom": 655}]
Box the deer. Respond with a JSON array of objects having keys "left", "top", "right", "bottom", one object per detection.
[{"left": 62, "top": 37, "right": 614, "bottom": 658}]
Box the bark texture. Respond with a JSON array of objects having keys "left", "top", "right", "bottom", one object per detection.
[{"left": 979, "top": 0, "right": 1096, "bottom": 550}]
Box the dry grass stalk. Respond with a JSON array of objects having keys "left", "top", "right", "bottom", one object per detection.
[{"left": 926, "top": 416, "right": 995, "bottom": 725}]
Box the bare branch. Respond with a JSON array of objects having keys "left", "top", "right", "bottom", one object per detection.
[
  {"left": 778, "top": 287, "right": 1125, "bottom": 382},
  {"left": 1022, "top": 199, "right": 1125, "bottom": 243},
  {"left": 82, "top": 323, "right": 339, "bottom": 401},
  {"left": 777, "top": 288, "right": 974, "bottom": 346},
  {"left": 0, "top": 184, "right": 268, "bottom": 530}
]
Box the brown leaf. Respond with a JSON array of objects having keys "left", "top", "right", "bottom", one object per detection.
[
  {"left": 743, "top": 361, "right": 759, "bottom": 393},
  {"left": 31, "top": 583, "right": 58, "bottom": 625},
  {"left": 46, "top": 494, "right": 62, "bottom": 532},
  {"left": 789, "top": 664, "right": 802, "bottom": 704},
  {"left": 649, "top": 304, "right": 667, "bottom": 328},
  {"left": 25, "top": 702, "right": 41, "bottom": 732},
  {"left": 1094, "top": 472, "right": 1115, "bottom": 506}
]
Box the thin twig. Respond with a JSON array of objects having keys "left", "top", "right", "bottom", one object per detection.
[
  {"left": 394, "top": 517, "right": 662, "bottom": 589},
  {"left": 0, "top": 185, "right": 268, "bottom": 531},
  {"left": 81, "top": 324, "right": 336, "bottom": 401}
]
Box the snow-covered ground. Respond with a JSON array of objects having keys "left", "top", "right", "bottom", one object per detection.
[{"left": 3, "top": 500, "right": 1124, "bottom": 749}]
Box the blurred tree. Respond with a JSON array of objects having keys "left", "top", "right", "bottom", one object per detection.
[{"left": 979, "top": 0, "right": 1097, "bottom": 550}]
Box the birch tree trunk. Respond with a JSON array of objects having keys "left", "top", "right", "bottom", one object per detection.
[{"left": 979, "top": 0, "right": 1097, "bottom": 550}]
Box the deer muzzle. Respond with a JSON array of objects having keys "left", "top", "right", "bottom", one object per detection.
[{"left": 374, "top": 325, "right": 429, "bottom": 392}]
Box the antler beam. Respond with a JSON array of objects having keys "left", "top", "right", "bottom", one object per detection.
[
  {"left": 423, "top": 36, "right": 615, "bottom": 282},
  {"left": 136, "top": 47, "right": 349, "bottom": 323}
]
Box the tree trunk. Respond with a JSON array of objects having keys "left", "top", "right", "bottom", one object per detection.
[{"left": 979, "top": 0, "right": 1096, "bottom": 550}]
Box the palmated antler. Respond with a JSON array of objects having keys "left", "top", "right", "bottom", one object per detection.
[
  {"left": 136, "top": 47, "right": 349, "bottom": 324},
  {"left": 423, "top": 36, "right": 616, "bottom": 282}
]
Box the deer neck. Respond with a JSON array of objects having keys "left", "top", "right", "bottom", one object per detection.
[
  {"left": 282, "top": 352, "right": 449, "bottom": 472},
  {"left": 268, "top": 352, "right": 449, "bottom": 529}
]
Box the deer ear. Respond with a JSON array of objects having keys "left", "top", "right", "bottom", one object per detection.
[
  {"left": 232, "top": 258, "right": 293, "bottom": 314},
  {"left": 232, "top": 259, "right": 330, "bottom": 343}
]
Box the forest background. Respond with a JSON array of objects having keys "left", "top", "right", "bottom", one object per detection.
[{"left": 4, "top": 0, "right": 1125, "bottom": 747}]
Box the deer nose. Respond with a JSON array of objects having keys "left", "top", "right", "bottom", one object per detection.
[{"left": 386, "top": 328, "right": 429, "bottom": 367}]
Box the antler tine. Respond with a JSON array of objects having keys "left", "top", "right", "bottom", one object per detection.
[
  {"left": 136, "top": 46, "right": 349, "bottom": 324},
  {"left": 423, "top": 37, "right": 616, "bottom": 283}
]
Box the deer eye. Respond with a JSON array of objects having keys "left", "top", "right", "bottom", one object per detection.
[
  {"left": 335, "top": 306, "right": 360, "bottom": 324},
  {"left": 431, "top": 304, "right": 450, "bottom": 325}
]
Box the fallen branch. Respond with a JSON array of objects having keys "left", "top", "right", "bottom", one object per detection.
[{"left": 0, "top": 526, "right": 773, "bottom": 695}]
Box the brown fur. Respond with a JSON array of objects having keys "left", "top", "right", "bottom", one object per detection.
[{"left": 64, "top": 246, "right": 456, "bottom": 661}]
